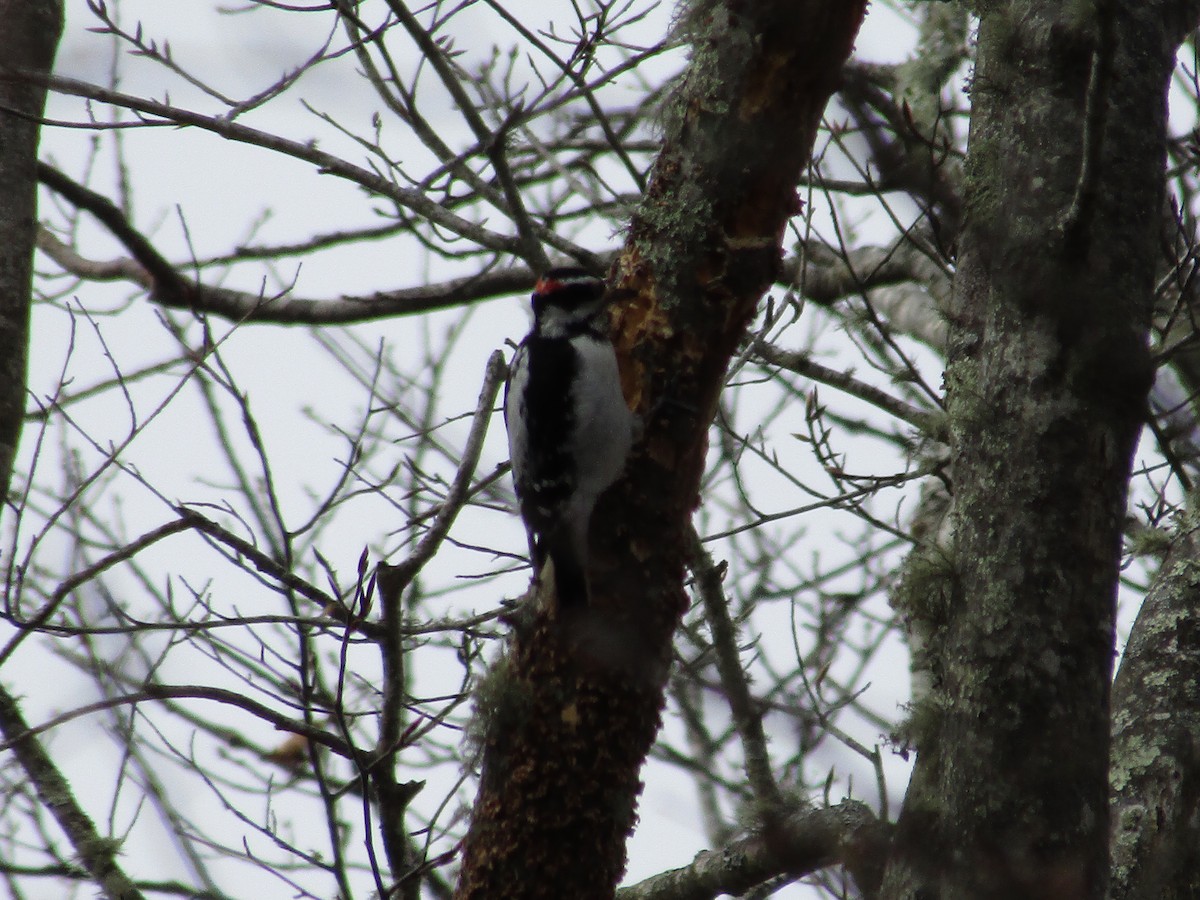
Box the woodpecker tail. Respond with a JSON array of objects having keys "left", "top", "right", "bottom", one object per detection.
[
  {"left": 538, "top": 530, "right": 588, "bottom": 608},
  {"left": 550, "top": 547, "right": 588, "bottom": 608}
]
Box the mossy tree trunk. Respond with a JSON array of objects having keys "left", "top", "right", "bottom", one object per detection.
[
  {"left": 1110, "top": 502, "right": 1200, "bottom": 899},
  {"left": 882, "top": 3, "right": 1200, "bottom": 898}
]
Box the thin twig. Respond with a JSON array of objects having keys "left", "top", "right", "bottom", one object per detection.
[
  {"left": 380, "top": 350, "right": 508, "bottom": 592},
  {"left": 0, "top": 515, "right": 196, "bottom": 666},
  {"left": 29, "top": 71, "right": 522, "bottom": 254},
  {"left": 0, "top": 684, "right": 363, "bottom": 763},
  {"left": 754, "top": 338, "right": 944, "bottom": 439},
  {"left": 686, "top": 525, "right": 783, "bottom": 813}
]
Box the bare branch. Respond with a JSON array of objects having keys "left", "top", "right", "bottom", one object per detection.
[
  {"left": 31, "top": 72, "right": 523, "bottom": 253},
  {"left": 685, "top": 525, "right": 782, "bottom": 813},
  {"left": 0, "top": 683, "right": 362, "bottom": 763},
  {"left": 0, "top": 685, "right": 147, "bottom": 900},
  {"left": 616, "top": 800, "right": 886, "bottom": 900},
  {"left": 37, "top": 162, "right": 610, "bottom": 323},
  {"left": 753, "top": 339, "right": 944, "bottom": 439},
  {"left": 380, "top": 350, "right": 507, "bottom": 593}
]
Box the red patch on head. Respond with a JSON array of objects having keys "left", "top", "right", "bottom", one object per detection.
[{"left": 534, "top": 277, "right": 563, "bottom": 295}]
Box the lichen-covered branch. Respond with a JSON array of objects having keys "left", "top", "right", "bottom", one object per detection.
[
  {"left": 616, "top": 801, "right": 885, "bottom": 900},
  {"left": 1110, "top": 502, "right": 1200, "bottom": 898},
  {"left": 0, "top": 687, "right": 146, "bottom": 900}
]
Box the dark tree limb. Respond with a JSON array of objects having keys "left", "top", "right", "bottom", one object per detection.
[
  {"left": 37, "top": 162, "right": 552, "bottom": 323},
  {"left": 39, "top": 151, "right": 956, "bottom": 331},
  {"left": 753, "top": 339, "right": 943, "bottom": 438},
  {"left": 684, "top": 526, "right": 780, "bottom": 813},
  {"left": 0, "top": 0, "right": 62, "bottom": 510},
  {"left": 32, "top": 73, "right": 525, "bottom": 255},
  {"left": 0, "top": 683, "right": 362, "bottom": 764}
]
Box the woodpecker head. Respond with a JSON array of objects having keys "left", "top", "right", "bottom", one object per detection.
[{"left": 530, "top": 267, "right": 608, "bottom": 335}]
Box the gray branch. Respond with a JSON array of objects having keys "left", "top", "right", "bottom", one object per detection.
[{"left": 617, "top": 801, "right": 886, "bottom": 900}]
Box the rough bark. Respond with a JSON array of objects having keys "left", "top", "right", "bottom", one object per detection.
[
  {"left": 453, "top": 2, "right": 868, "bottom": 897},
  {"left": 880, "top": 3, "right": 1179, "bottom": 898},
  {"left": 1110, "top": 504, "right": 1200, "bottom": 899}
]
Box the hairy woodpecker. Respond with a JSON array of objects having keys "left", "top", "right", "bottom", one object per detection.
[{"left": 504, "top": 268, "right": 634, "bottom": 608}]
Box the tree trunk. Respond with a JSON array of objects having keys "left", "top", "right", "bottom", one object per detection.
[
  {"left": 1110, "top": 503, "right": 1200, "bottom": 899},
  {"left": 0, "top": 0, "right": 62, "bottom": 509},
  {"left": 882, "top": 3, "right": 1191, "bottom": 898},
  {"left": 453, "top": 3, "right": 867, "bottom": 897}
]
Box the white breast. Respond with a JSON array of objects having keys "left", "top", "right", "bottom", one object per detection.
[{"left": 567, "top": 334, "right": 633, "bottom": 503}]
